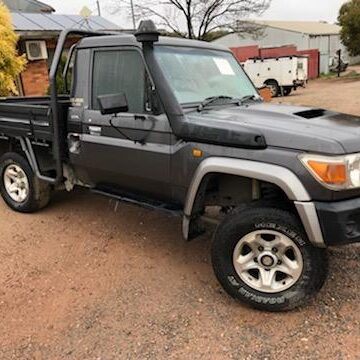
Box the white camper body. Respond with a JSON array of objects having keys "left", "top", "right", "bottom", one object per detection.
[{"left": 242, "top": 56, "right": 308, "bottom": 97}]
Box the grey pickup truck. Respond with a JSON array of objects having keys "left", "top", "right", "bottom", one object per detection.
[{"left": 0, "top": 21, "right": 359, "bottom": 311}]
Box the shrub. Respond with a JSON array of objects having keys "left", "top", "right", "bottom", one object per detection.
[{"left": 0, "top": 3, "right": 27, "bottom": 96}]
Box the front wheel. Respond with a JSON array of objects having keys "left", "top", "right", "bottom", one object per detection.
[
  {"left": 211, "top": 207, "right": 328, "bottom": 311},
  {"left": 0, "top": 152, "right": 51, "bottom": 213}
]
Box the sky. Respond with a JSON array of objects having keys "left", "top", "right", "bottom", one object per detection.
[{"left": 44, "top": 0, "right": 349, "bottom": 29}]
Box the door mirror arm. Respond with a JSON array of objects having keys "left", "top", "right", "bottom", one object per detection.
[
  {"left": 98, "top": 93, "right": 129, "bottom": 115},
  {"left": 108, "top": 113, "right": 157, "bottom": 146}
]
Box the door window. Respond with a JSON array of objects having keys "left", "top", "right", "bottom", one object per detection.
[{"left": 92, "top": 50, "right": 146, "bottom": 113}]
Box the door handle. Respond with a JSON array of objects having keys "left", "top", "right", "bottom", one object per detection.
[
  {"left": 69, "top": 133, "right": 80, "bottom": 141},
  {"left": 68, "top": 133, "right": 81, "bottom": 154},
  {"left": 89, "top": 126, "right": 102, "bottom": 136}
]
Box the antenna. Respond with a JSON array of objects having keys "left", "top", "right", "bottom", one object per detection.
[
  {"left": 130, "top": 0, "right": 136, "bottom": 30},
  {"left": 96, "top": 0, "right": 101, "bottom": 16}
]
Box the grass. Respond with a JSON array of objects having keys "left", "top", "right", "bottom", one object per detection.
[
  {"left": 319, "top": 72, "right": 337, "bottom": 79},
  {"left": 343, "top": 70, "right": 360, "bottom": 78},
  {"left": 319, "top": 70, "right": 360, "bottom": 80}
]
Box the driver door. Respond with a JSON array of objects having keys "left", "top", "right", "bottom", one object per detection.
[{"left": 71, "top": 47, "right": 173, "bottom": 202}]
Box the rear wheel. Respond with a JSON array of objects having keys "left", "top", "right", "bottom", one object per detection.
[
  {"left": 282, "top": 87, "right": 292, "bottom": 96},
  {"left": 211, "top": 207, "right": 328, "bottom": 311},
  {"left": 265, "top": 80, "right": 280, "bottom": 97},
  {"left": 0, "top": 152, "right": 51, "bottom": 213}
]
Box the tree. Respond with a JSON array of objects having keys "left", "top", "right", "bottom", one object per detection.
[
  {"left": 0, "top": 3, "right": 26, "bottom": 96},
  {"left": 338, "top": 0, "right": 360, "bottom": 56},
  {"left": 115, "top": 0, "right": 271, "bottom": 40},
  {"left": 47, "top": 55, "right": 71, "bottom": 95}
]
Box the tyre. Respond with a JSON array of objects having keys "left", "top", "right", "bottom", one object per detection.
[
  {"left": 282, "top": 87, "right": 292, "bottom": 96},
  {"left": 0, "top": 152, "right": 51, "bottom": 213},
  {"left": 211, "top": 206, "right": 328, "bottom": 311},
  {"left": 265, "top": 80, "right": 280, "bottom": 97}
]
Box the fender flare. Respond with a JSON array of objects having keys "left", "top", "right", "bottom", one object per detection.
[
  {"left": 182, "top": 157, "right": 325, "bottom": 247},
  {"left": 184, "top": 157, "right": 310, "bottom": 217}
]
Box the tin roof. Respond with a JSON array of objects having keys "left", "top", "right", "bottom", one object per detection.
[
  {"left": 2, "top": 0, "right": 55, "bottom": 13},
  {"left": 254, "top": 20, "right": 341, "bottom": 36},
  {"left": 11, "top": 12, "right": 120, "bottom": 32}
]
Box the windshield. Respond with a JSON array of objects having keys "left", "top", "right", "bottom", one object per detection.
[{"left": 154, "top": 46, "right": 258, "bottom": 105}]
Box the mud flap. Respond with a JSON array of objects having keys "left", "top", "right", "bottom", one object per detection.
[{"left": 182, "top": 215, "right": 206, "bottom": 241}]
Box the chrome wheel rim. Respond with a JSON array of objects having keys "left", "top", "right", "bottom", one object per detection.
[
  {"left": 268, "top": 84, "right": 277, "bottom": 97},
  {"left": 233, "top": 230, "right": 303, "bottom": 293},
  {"left": 3, "top": 164, "right": 29, "bottom": 203}
]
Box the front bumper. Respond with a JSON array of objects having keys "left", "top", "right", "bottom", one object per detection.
[{"left": 316, "top": 197, "right": 360, "bottom": 246}]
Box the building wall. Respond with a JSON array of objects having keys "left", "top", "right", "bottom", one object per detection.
[
  {"left": 350, "top": 55, "right": 360, "bottom": 65},
  {"left": 20, "top": 60, "right": 49, "bottom": 96},
  {"left": 307, "top": 34, "right": 344, "bottom": 74},
  {"left": 214, "top": 27, "right": 349, "bottom": 74},
  {"left": 214, "top": 27, "right": 309, "bottom": 50},
  {"left": 17, "top": 37, "right": 78, "bottom": 96}
]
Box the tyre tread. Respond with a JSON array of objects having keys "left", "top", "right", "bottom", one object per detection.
[
  {"left": 211, "top": 206, "right": 328, "bottom": 311},
  {"left": 0, "top": 152, "right": 51, "bottom": 213}
]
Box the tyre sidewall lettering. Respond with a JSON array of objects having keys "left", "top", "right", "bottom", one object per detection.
[
  {"left": 212, "top": 207, "right": 328, "bottom": 311},
  {"left": 254, "top": 222, "right": 306, "bottom": 247}
]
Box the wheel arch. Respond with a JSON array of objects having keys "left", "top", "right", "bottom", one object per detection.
[
  {"left": 182, "top": 157, "right": 325, "bottom": 247},
  {"left": 184, "top": 157, "right": 310, "bottom": 218},
  {"left": 264, "top": 78, "right": 279, "bottom": 85},
  {"left": 0, "top": 137, "right": 22, "bottom": 156}
]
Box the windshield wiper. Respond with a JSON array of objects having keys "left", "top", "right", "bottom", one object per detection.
[
  {"left": 197, "top": 95, "right": 234, "bottom": 112},
  {"left": 239, "top": 94, "right": 260, "bottom": 104},
  {"left": 197, "top": 94, "right": 261, "bottom": 112}
]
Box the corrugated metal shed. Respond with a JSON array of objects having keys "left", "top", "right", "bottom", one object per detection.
[
  {"left": 2, "top": 0, "right": 55, "bottom": 13},
  {"left": 253, "top": 20, "right": 341, "bottom": 36},
  {"left": 11, "top": 12, "right": 120, "bottom": 32},
  {"left": 214, "top": 20, "right": 346, "bottom": 74}
]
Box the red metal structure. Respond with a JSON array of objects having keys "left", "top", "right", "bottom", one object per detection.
[
  {"left": 231, "top": 45, "right": 320, "bottom": 80},
  {"left": 230, "top": 45, "right": 259, "bottom": 62},
  {"left": 297, "top": 49, "right": 320, "bottom": 79},
  {"left": 259, "top": 45, "right": 297, "bottom": 58}
]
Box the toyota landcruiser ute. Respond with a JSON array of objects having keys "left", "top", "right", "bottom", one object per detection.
[{"left": 0, "top": 21, "right": 359, "bottom": 311}]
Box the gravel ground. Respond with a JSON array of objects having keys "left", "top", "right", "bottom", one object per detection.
[
  {"left": 1, "top": 75, "right": 360, "bottom": 360},
  {"left": 274, "top": 67, "right": 360, "bottom": 116}
]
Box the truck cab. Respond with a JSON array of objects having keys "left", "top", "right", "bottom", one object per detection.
[
  {"left": 0, "top": 21, "right": 359, "bottom": 311},
  {"left": 67, "top": 32, "right": 263, "bottom": 206}
]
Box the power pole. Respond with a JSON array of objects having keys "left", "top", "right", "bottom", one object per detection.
[
  {"left": 130, "top": 0, "right": 136, "bottom": 30},
  {"left": 96, "top": 0, "right": 101, "bottom": 16},
  {"left": 337, "top": 49, "right": 341, "bottom": 78}
]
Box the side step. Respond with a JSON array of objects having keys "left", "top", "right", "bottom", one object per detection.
[{"left": 91, "top": 188, "right": 182, "bottom": 217}]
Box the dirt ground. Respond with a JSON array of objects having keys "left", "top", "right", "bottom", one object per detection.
[
  {"left": 275, "top": 66, "right": 360, "bottom": 116},
  {"left": 1, "top": 75, "right": 360, "bottom": 360}
]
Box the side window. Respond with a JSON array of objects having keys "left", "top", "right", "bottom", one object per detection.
[{"left": 92, "top": 50, "right": 145, "bottom": 113}]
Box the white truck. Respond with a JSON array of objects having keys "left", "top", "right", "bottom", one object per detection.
[{"left": 242, "top": 56, "right": 308, "bottom": 97}]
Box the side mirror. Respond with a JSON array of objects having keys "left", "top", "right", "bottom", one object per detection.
[{"left": 97, "top": 93, "right": 129, "bottom": 115}]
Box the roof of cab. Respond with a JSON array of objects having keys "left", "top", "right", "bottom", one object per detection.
[{"left": 76, "top": 33, "right": 230, "bottom": 52}]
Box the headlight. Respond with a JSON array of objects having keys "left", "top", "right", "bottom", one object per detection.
[{"left": 299, "top": 153, "right": 360, "bottom": 190}]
